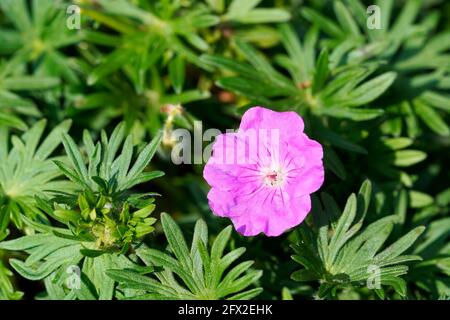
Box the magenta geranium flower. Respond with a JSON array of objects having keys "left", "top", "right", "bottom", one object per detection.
[{"left": 203, "top": 106, "right": 324, "bottom": 237}]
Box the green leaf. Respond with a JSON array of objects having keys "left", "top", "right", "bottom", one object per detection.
[
  {"left": 98, "top": 0, "right": 158, "bottom": 25},
  {"left": 390, "top": 0, "right": 421, "bottom": 40},
  {"left": 347, "top": 72, "right": 397, "bottom": 107},
  {"left": 320, "top": 107, "right": 384, "bottom": 121},
  {"left": 323, "top": 146, "right": 346, "bottom": 180},
  {"left": 211, "top": 226, "right": 232, "bottom": 264},
  {"left": 281, "top": 287, "right": 293, "bottom": 300},
  {"left": 393, "top": 150, "right": 427, "bottom": 167},
  {"left": 301, "top": 8, "right": 344, "bottom": 38},
  {"left": 291, "top": 181, "right": 425, "bottom": 296},
  {"left": 235, "top": 40, "right": 296, "bottom": 93},
  {"left": 234, "top": 9, "right": 291, "bottom": 24},
  {"left": 190, "top": 14, "right": 220, "bottom": 28},
  {"left": 184, "top": 33, "right": 209, "bottom": 51},
  {"left": 106, "top": 269, "right": 173, "bottom": 294},
  {"left": 35, "top": 119, "right": 72, "bottom": 160},
  {"left": 2, "top": 77, "right": 60, "bottom": 91},
  {"left": 205, "top": 0, "right": 225, "bottom": 13},
  {"left": 0, "top": 0, "right": 31, "bottom": 32},
  {"left": 161, "top": 90, "right": 211, "bottom": 105},
  {"left": 217, "top": 269, "right": 262, "bottom": 297},
  {"left": 226, "top": 0, "right": 261, "bottom": 20},
  {"left": 0, "top": 90, "right": 40, "bottom": 115},
  {"left": 334, "top": 1, "right": 361, "bottom": 37},
  {"left": 201, "top": 55, "right": 261, "bottom": 79},
  {"left": 62, "top": 133, "right": 89, "bottom": 183},
  {"left": 278, "top": 24, "right": 308, "bottom": 82},
  {"left": 409, "top": 191, "right": 434, "bottom": 208},
  {"left": 316, "top": 128, "right": 367, "bottom": 154},
  {"left": 227, "top": 288, "right": 263, "bottom": 300},
  {"left": 216, "top": 77, "right": 272, "bottom": 104},
  {"left": 169, "top": 55, "right": 185, "bottom": 94},
  {"left": 191, "top": 219, "right": 208, "bottom": 258},
  {"left": 129, "top": 219, "right": 261, "bottom": 300},
  {"left": 123, "top": 171, "right": 164, "bottom": 190},
  {"left": 53, "top": 160, "right": 87, "bottom": 188},
  {"left": 421, "top": 91, "right": 450, "bottom": 112},
  {"left": 88, "top": 49, "right": 132, "bottom": 85},
  {"left": 0, "top": 112, "right": 27, "bottom": 130},
  {"left": 374, "top": 227, "right": 425, "bottom": 262},
  {"left": 160, "top": 213, "right": 191, "bottom": 270},
  {"left": 413, "top": 101, "right": 450, "bottom": 136},
  {"left": 291, "top": 269, "right": 319, "bottom": 281},
  {"left": 117, "top": 135, "right": 133, "bottom": 185},
  {"left": 126, "top": 131, "right": 162, "bottom": 182},
  {"left": 313, "top": 49, "right": 329, "bottom": 93},
  {"left": 327, "top": 194, "right": 357, "bottom": 265},
  {"left": 381, "top": 137, "right": 413, "bottom": 150},
  {"left": 0, "top": 206, "right": 11, "bottom": 241}
]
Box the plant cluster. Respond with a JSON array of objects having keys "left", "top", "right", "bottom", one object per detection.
[{"left": 0, "top": 0, "right": 449, "bottom": 300}]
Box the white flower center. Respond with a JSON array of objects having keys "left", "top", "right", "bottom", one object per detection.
[{"left": 261, "top": 167, "right": 286, "bottom": 187}]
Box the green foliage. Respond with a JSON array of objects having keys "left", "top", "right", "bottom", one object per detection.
[
  {"left": 61, "top": 0, "right": 291, "bottom": 132},
  {"left": 54, "top": 122, "right": 163, "bottom": 196},
  {"left": 0, "top": 228, "right": 133, "bottom": 300},
  {"left": 0, "top": 0, "right": 80, "bottom": 127},
  {"left": 0, "top": 120, "right": 73, "bottom": 239},
  {"left": 107, "top": 213, "right": 262, "bottom": 300},
  {"left": 203, "top": 31, "right": 396, "bottom": 121},
  {"left": 299, "top": 0, "right": 450, "bottom": 139},
  {"left": 291, "top": 181, "right": 425, "bottom": 299},
  {"left": 0, "top": 0, "right": 448, "bottom": 300},
  {"left": 0, "top": 124, "right": 163, "bottom": 299},
  {"left": 409, "top": 195, "right": 450, "bottom": 298},
  {"left": 0, "top": 259, "right": 22, "bottom": 300}
]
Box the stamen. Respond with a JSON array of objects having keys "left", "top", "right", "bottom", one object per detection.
[{"left": 261, "top": 167, "right": 286, "bottom": 187}]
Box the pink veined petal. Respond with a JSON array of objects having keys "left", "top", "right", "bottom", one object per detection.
[
  {"left": 203, "top": 106, "right": 324, "bottom": 237},
  {"left": 264, "top": 195, "right": 312, "bottom": 236},
  {"left": 239, "top": 106, "right": 305, "bottom": 140},
  {"left": 204, "top": 158, "right": 262, "bottom": 195},
  {"left": 229, "top": 193, "right": 312, "bottom": 237},
  {"left": 288, "top": 133, "right": 324, "bottom": 162},
  {"left": 208, "top": 131, "right": 265, "bottom": 166},
  {"left": 286, "top": 164, "right": 325, "bottom": 197},
  {"left": 207, "top": 188, "right": 236, "bottom": 217},
  {"left": 204, "top": 135, "right": 260, "bottom": 190}
]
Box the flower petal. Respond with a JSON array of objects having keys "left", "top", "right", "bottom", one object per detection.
[{"left": 239, "top": 106, "right": 305, "bottom": 140}]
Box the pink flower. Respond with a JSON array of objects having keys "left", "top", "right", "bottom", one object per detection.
[{"left": 203, "top": 106, "right": 324, "bottom": 237}]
